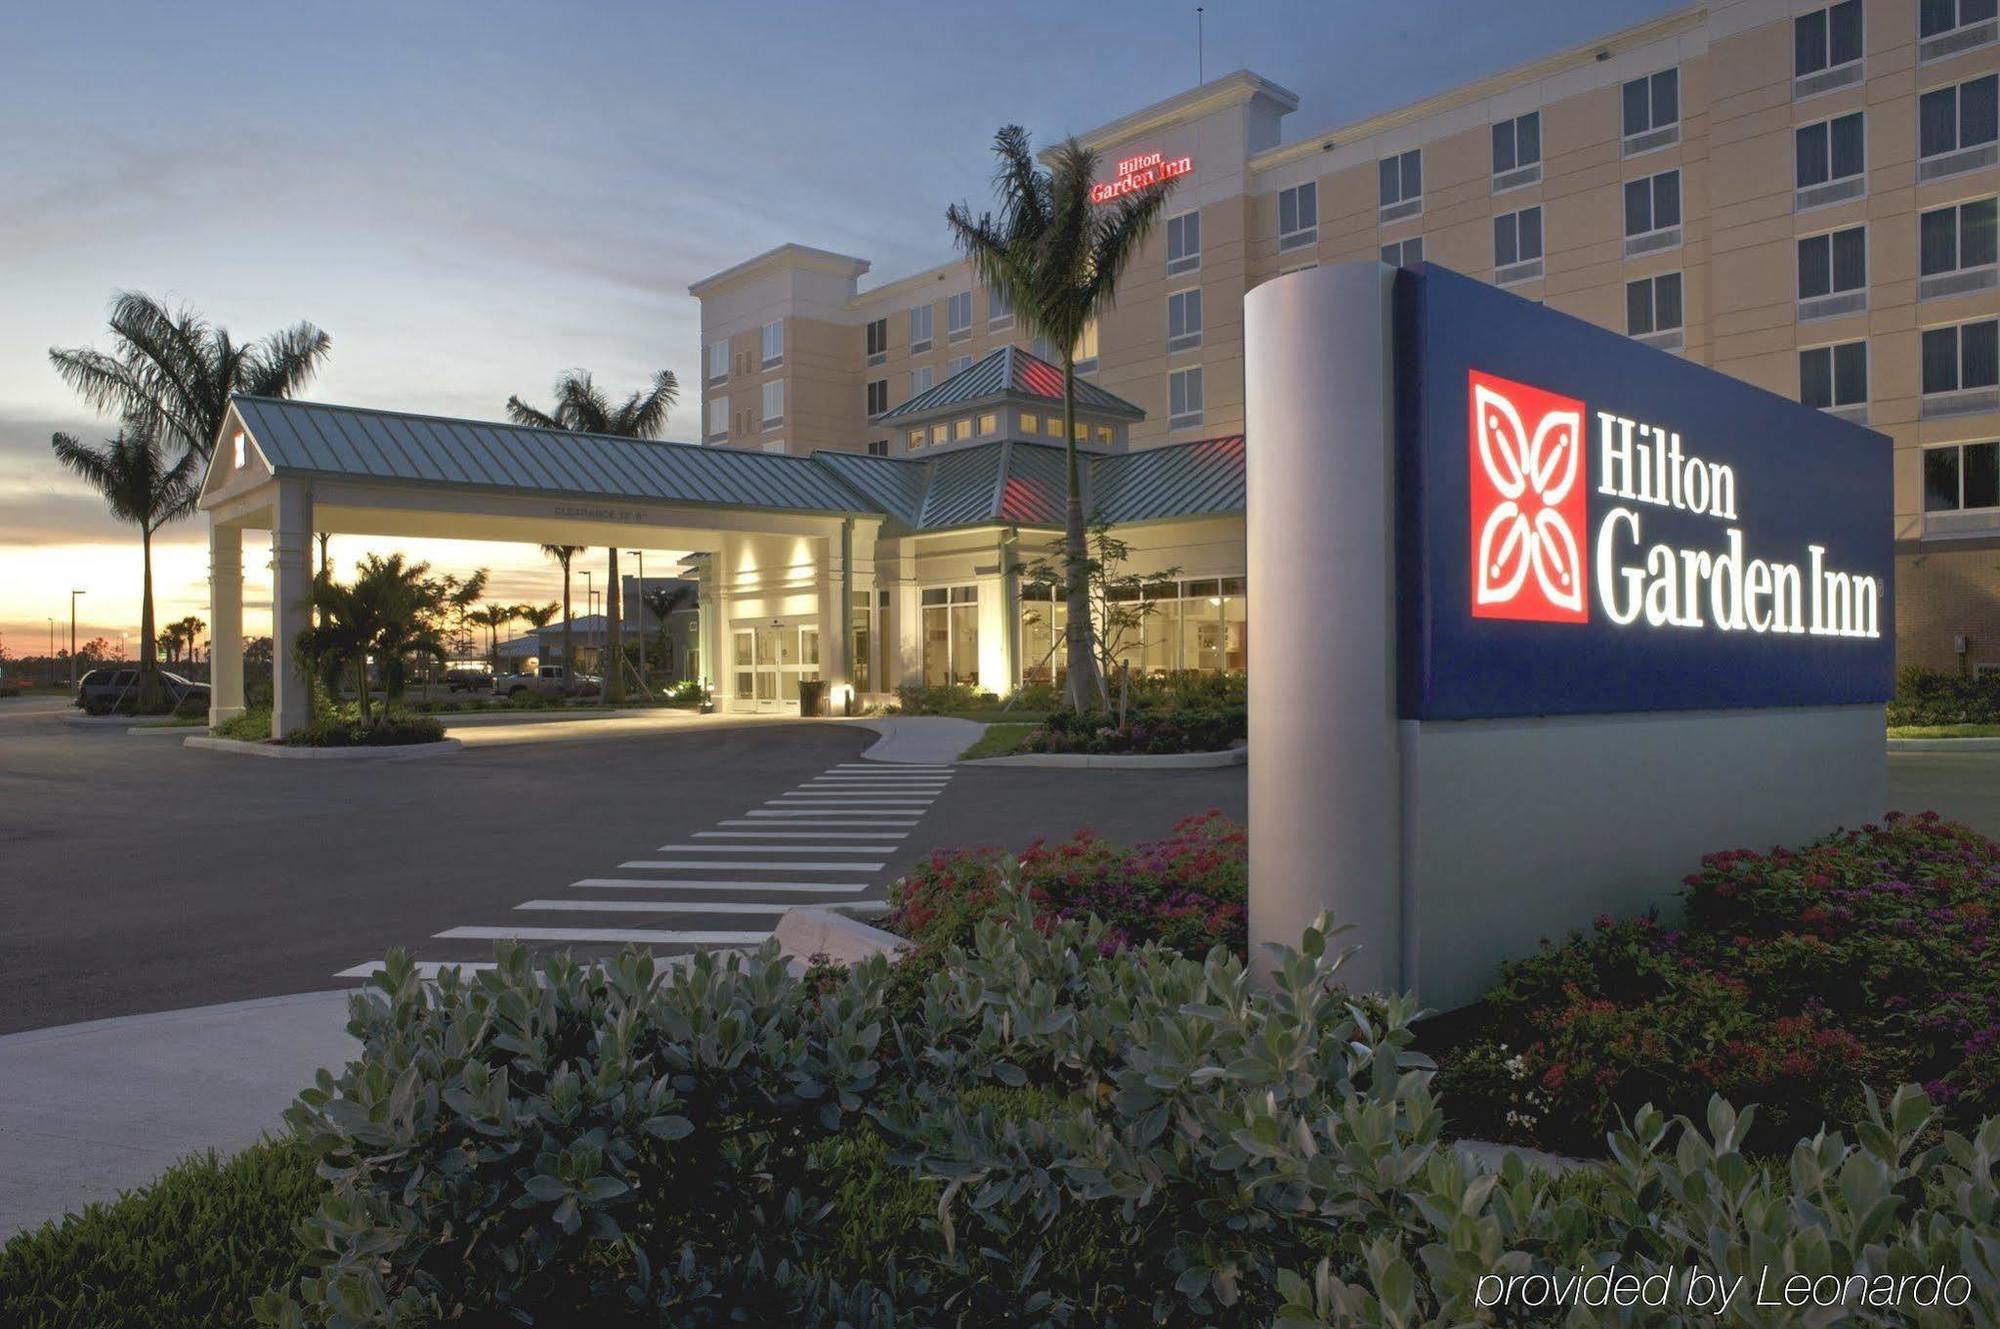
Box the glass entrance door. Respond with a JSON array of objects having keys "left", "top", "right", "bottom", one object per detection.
[{"left": 732, "top": 623, "right": 820, "bottom": 711}]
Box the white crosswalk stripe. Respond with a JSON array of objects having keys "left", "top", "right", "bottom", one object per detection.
[{"left": 337, "top": 756, "right": 956, "bottom": 978}]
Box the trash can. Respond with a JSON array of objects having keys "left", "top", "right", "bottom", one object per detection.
[{"left": 797, "top": 679, "right": 827, "bottom": 717}]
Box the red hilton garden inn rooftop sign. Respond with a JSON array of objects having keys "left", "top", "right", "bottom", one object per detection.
[{"left": 1090, "top": 151, "right": 1193, "bottom": 204}]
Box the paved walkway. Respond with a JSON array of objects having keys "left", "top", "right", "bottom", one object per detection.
[{"left": 0, "top": 991, "right": 356, "bottom": 1240}]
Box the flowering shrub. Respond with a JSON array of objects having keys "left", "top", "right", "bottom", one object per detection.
[
  {"left": 1887, "top": 664, "right": 2000, "bottom": 726},
  {"left": 887, "top": 811, "right": 1247, "bottom": 957},
  {"left": 1438, "top": 811, "right": 2000, "bottom": 1152}
]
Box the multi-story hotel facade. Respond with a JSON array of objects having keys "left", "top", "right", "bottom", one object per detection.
[{"left": 692, "top": 0, "right": 2000, "bottom": 678}]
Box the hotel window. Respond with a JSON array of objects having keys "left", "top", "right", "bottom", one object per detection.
[
  {"left": 1278, "top": 181, "right": 1318, "bottom": 250},
  {"left": 906, "top": 428, "right": 925, "bottom": 450},
  {"left": 947, "top": 354, "right": 972, "bottom": 377},
  {"left": 1169, "top": 366, "right": 1204, "bottom": 429},
  {"left": 987, "top": 288, "right": 1013, "bottom": 330},
  {"left": 1494, "top": 206, "right": 1543, "bottom": 281},
  {"left": 1623, "top": 169, "right": 1682, "bottom": 256},
  {"left": 865, "top": 378, "right": 889, "bottom": 418},
  {"left": 952, "top": 417, "right": 973, "bottom": 442},
  {"left": 1074, "top": 319, "right": 1099, "bottom": 374},
  {"left": 1925, "top": 440, "right": 2000, "bottom": 512},
  {"left": 1796, "top": 112, "right": 1866, "bottom": 208},
  {"left": 706, "top": 338, "right": 728, "bottom": 385},
  {"left": 1380, "top": 237, "right": 1424, "bottom": 267},
  {"left": 946, "top": 291, "right": 972, "bottom": 341},
  {"left": 909, "top": 303, "right": 934, "bottom": 354},
  {"left": 1096, "top": 425, "right": 1114, "bottom": 445},
  {"left": 1167, "top": 288, "right": 1203, "bottom": 352},
  {"left": 760, "top": 320, "right": 783, "bottom": 369},
  {"left": 706, "top": 396, "right": 728, "bottom": 441},
  {"left": 1492, "top": 111, "right": 1542, "bottom": 189},
  {"left": 866, "top": 439, "right": 889, "bottom": 457},
  {"left": 910, "top": 365, "right": 934, "bottom": 397},
  {"left": 1920, "top": 0, "right": 1998, "bottom": 62},
  {"left": 1626, "top": 272, "right": 1684, "bottom": 346},
  {"left": 920, "top": 585, "right": 979, "bottom": 687},
  {"left": 1800, "top": 340, "right": 1869, "bottom": 413},
  {"left": 1919, "top": 74, "right": 2000, "bottom": 180},
  {"left": 930, "top": 423, "right": 949, "bottom": 446},
  {"left": 865, "top": 317, "right": 888, "bottom": 365},
  {"left": 978, "top": 411, "right": 999, "bottom": 435},
  {"left": 1796, "top": 1, "right": 1865, "bottom": 95},
  {"left": 1920, "top": 197, "right": 1998, "bottom": 299},
  {"left": 1378, "top": 149, "right": 1422, "bottom": 221},
  {"left": 1622, "top": 67, "right": 1680, "bottom": 154},
  {"left": 1020, "top": 412, "right": 1040, "bottom": 435},
  {"left": 1048, "top": 575, "right": 1247, "bottom": 680},
  {"left": 1798, "top": 225, "right": 1868, "bottom": 318},
  {"left": 760, "top": 380, "right": 784, "bottom": 430},
  {"left": 1166, "top": 211, "right": 1201, "bottom": 275},
  {"left": 1921, "top": 318, "right": 2000, "bottom": 414}
]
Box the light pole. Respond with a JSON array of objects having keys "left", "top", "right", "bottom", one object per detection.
[
  {"left": 629, "top": 550, "right": 646, "bottom": 685},
  {"left": 69, "top": 590, "right": 85, "bottom": 691},
  {"left": 581, "top": 570, "right": 595, "bottom": 674},
  {"left": 46, "top": 618, "right": 55, "bottom": 688}
]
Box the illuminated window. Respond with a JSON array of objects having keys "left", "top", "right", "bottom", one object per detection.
[
  {"left": 953, "top": 418, "right": 973, "bottom": 441},
  {"left": 1074, "top": 319, "right": 1099, "bottom": 374},
  {"left": 1167, "top": 288, "right": 1202, "bottom": 351},
  {"left": 977, "top": 411, "right": 999, "bottom": 434},
  {"left": 1166, "top": 211, "right": 1201, "bottom": 275},
  {"left": 760, "top": 380, "right": 784, "bottom": 429},
  {"left": 1278, "top": 181, "right": 1317, "bottom": 250},
  {"left": 931, "top": 423, "right": 949, "bottom": 446},
  {"left": 865, "top": 379, "right": 888, "bottom": 418},
  {"left": 760, "top": 320, "right": 784, "bottom": 369},
  {"left": 921, "top": 585, "right": 980, "bottom": 687},
  {"left": 1095, "top": 425, "right": 1113, "bottom": 445},
  {"left": 1800, "top": 340, "right": 1868, "bottom": 410},
  {"left": 907, "top": 429, "right": 925, "bottom": 450},
  {"left": 1169, "top": 366, "right": 1204, "bottom": 429},
  {"left": 706, "top": 338, "right": 728, "bottom": 384},
  {"left": 1020, "top": 412, "right": 1040, "bottom": 435},
  {"left": 946, "top": 292, "right": 972, "bottom": 340},
  {"left": 909, "top": 303, "right": 934, "bottom": 353}
]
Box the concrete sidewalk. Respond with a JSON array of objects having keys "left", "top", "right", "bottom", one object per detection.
[
  {"left": 0, "top": 991, "right": 357, "bottom": 1240},
  {"left": 849, "top": 715, "right": 983, "bottom": 764}
]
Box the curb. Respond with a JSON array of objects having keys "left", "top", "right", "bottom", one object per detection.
[
  {"left": 182, "top": 735, "right": 464, "bottom": 761},
  {"left": 963, "top": 746, "right": 1247, "bottom": 769},
  {"left": 127, "top": 723, "right": 204, "bottom": 736},
  {"left": 433, "top": 706, "right": 695, "bottom": 727},
  {"left": 62, "top": 713, "right": 150, "bottom": 728},
  {"left": 1887, "top": 736, "right": 2000, "bottom": 751}
]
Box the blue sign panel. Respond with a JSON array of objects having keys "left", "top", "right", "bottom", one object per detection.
[{"left": 1395, "top": 264, "right": 1894, "bottom": 720}]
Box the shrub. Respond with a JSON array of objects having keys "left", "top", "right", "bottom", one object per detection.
[
  {"left": 285, "top": 714, "right": 445, "bottom": 747},
  {"left": 664, "top": 679, "right": 707, "bottom": 705},
  {"left": 0, "top": 684, "right": 21, "bottom": 698},
  {"left": 1888, "top": 664, "right": 2000, "bottom": 726},
  {"left": 1437, "top": 810, "right": 2000, "bottom": 1153},
  {"left": 891, "top": 681, "right": 997, "bottom": 715},
  {"left": 212, "top": 706, "right": 273, "bottom": 741},
  {"left": 173, "top": 696, "right": 207, "bottom": 720},
  {"left": 249, "top": 905, "right": 2000, "bottom": 1327},
  {"left": 887, "top": 810, "right": 1247, "bottom": 957},
  {"left": 0, "top": 1138, "right": 324, "bottom": 1329}
]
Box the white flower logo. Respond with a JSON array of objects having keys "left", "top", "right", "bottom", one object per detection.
[{"left": 1472, "top": 382, "right": 1583, "bottom": 612}]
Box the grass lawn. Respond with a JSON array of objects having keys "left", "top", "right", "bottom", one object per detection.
[
  {"left": 958, "top": 722, "right": 1038, "bottom": 760},
  {"left": 1888, "top": 723, "right": 2000, "bottom": 739}
]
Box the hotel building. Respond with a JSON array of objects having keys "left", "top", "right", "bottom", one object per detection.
[{"left": 692, "top": 0, "right": 2000, "bottom": 678}]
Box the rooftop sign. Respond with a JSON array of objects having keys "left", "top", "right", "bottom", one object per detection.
[
  {"left": 1398, "top": 265, "right": 1894, "bottom": 719},
  {"left": 1090, "top": 151, "right": 1193, "bottom": 204}
]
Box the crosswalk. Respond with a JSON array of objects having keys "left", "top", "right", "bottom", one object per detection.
[{"left": 332, "top": 761, "right": 955, "bottom": 980}]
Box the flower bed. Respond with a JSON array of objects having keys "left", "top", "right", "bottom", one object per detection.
[
  {"left": 283, "top": 714, "right": 445, "bottom": 747},
  {"left": 1435, "top": 811, "right": 2000, "bottom": 1153},
  {"left": 886, "top": 810, "right": 1247, "bottom": 957}
]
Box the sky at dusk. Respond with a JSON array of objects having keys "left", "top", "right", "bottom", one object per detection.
[{"left": 0, "top": 0, "right": 1678, "bottom": 659}]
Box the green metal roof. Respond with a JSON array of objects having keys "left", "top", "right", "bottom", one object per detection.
[{"left": 877, "top": 345, "right": 1144, "bottom": 422}]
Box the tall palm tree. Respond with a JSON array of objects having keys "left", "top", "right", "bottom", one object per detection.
[
  {"left": 507, "top": 370, "right": 679, "bottom": 701},
  {"left": 469, "top": 603, "right": 521, "bottom": 671},
  {"left": 539, "top": 545, "right": 585, "bottom": 683},
  {"left": 50, "top": 292, "right": 331, "bottom": 461},
  {"left": 297, "top": 554, "right": 449, "bottom": 728},
  {"left": 948, "top": 126, "right": 1174, "bottom": 709},
  {"left": 50, "top": 425, "right": 202, "bottom": 707},
  {"left": 516, "top": 600, "right": 559, "bottom": 672}
]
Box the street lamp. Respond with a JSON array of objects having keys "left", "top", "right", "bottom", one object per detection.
[
  {"left": 629, "top": 550, "right": 646, "bottom": 685},
  {"left": 69, "top": 590, "right": 85, "bottom": 691},
  {"left": 46, "top": 618, "right": 55, "bottom": 688}
]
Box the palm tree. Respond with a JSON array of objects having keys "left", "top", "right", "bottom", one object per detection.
[
  {"left": 172, "top": 615, "right": 205, "bottom": 667},
  {"left": 539, "top": 545, "right": 585, "bottom": 683},
  {"left": 947, "top": 126, "right": 1174, "bottom": 709},
  {"left": 516, "top": 600, "right": 559, "bottom": 673},
  {"left": 49, "top": 425, "right": 202, "bottom": 707},
  {"left": 296, "top": 554, "right": 449, "bottom": 728},
  {"left": 641, "top": 584, "right": 692, "bottom": 678},
  {"left": 50, "top": 292, "right": 331, "bottom": 461},
  {"left": 507, "top": 370, "right": 679, "bottom": 701},
  {"left": 469, "top": 603, "right": 521, "bottom": 671}
]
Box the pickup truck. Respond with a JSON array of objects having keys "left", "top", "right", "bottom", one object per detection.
[{"left": 491, "top": 665, "right": 600, "bottom": 698}]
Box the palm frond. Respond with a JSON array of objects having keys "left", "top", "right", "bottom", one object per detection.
[
  {"left": 612, "top": 370, "right": 678, "bottom": 439},
  {"left": 506, "top": 396, "right": 563, "bottom": 430},
  {"left": 243, "top": 321, "right": 333, "bottom": 402}
]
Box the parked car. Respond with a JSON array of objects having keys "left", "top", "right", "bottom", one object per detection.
[
  {"left": 443, "top": 668, "right": 491, "bottom": 693},
  {"left": 490, "top": 665, "right": 599, "bottom": 698},
  {"left": 74, "top": 668, "right": 210, "bottom": 709}
]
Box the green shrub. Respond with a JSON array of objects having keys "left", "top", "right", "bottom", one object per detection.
[
  {"left": 664, "top": 679, "right": 707, "bottom": 705},
  {"left": 1888, "top": 664, "right": 2000, "bottom": 726},
  {"left": 284, "top": 714, "right": 445, "bottom": 747},
  {"left": 0, "top": 1138, "right": 324, "bottom": 1329},
  {"left": 1436, "top": 810, "right": 2000, "bottom": 1153},
  {"left": 891, "top": 681, "right": 998, "bottom": 715},
  {"left": 250, "top": 901, "right": 2000, "bottom": 1328},
  {"left": 212, "top": 706, "right": 273, "bottom": 741},
  {"left": 0, "top": 684, "right": 21, "bottom": 698}
]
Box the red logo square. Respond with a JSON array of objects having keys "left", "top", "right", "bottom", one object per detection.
[{"left": 1468, "top": 370, "right": 1588, "bottom": 622}]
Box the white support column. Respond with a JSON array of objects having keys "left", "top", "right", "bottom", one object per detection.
[
  {"left": 835, "top": 519, "right": 855, "bottom": 710},
  {"left": 893, "top": 548, "right": 922, "bottom": 689},
  {"left": 709, "top": 539, "right": 734, "bottom": 704},
  {"left": 814, "top": 527, "right": 850, "bottom": 712},
  {"left": 999, "top": 528, "right": 1020, "bottom": 693},
  {"left": 208, "top": 522, "right": 244, "bottom": 724},
  {"left": 270, "top": 481, "right": 314, "bottom": 738}
]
